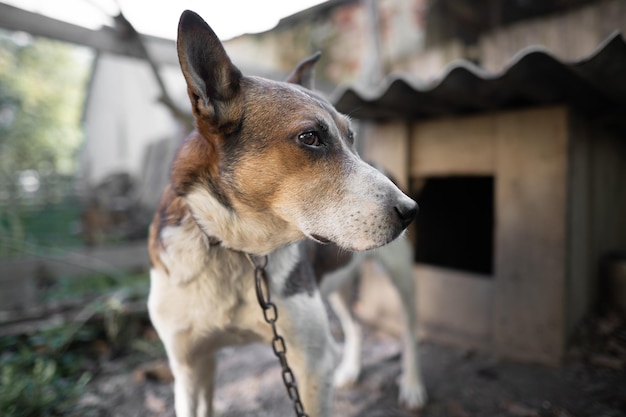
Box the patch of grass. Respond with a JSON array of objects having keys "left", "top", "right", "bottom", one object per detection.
[
  {"left": 0, "top": 270, "right": 154, "bottom": 416},
  {"left": 0, "top": 331, "right": 93, "bottom": 417}
]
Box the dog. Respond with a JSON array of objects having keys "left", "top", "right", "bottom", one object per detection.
[
  {"left": 309, "top": 235, "right": 427, "bottom": 410},
  {"left": 147, "top": 10, "right": 418, "bottom": 417}
]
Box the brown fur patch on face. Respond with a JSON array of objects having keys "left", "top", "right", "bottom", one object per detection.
[
  {"left": 170, "top": 131, "right": 231, "bottom": 208},
  {"left": 228, "top": 130, "right": 346, "bottom": 230},
  {"left": 221, "top": 77, "right": 353, "bottom": 221}
]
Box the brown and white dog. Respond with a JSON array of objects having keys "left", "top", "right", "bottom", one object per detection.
[{"left": 148, "top": 10, "right": 418, "bottom": 417}]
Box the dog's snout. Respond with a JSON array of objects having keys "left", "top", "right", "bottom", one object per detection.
[{"left": 394, "top": 201, "right": 418, "bottom": 228}]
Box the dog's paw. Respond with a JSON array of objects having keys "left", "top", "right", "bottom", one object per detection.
[
  {"left": 398, "top": 376, "right": 428, "bottom": 410},
  {"left": 333, "top": 360, "right": 360, "bottom": 388}
]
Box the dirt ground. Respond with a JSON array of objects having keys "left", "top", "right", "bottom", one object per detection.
[{"left": 78, "top": 317, "right": 626, "bottom": 417}]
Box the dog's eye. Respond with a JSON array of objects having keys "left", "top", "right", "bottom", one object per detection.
[
  {"left": 347, "top": 130, "right": 354, "bottom": 144},
  {"left": 298, "top": 131, "right": 321, "bottom": 147}
]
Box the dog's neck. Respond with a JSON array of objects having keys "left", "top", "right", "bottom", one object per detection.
[{"left": 185, "top": 185, "right": 304, "bottom": 256}]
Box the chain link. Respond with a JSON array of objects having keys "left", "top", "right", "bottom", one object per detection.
[{"left": 245, "top": 253, "right": 309, "bottom": 417}]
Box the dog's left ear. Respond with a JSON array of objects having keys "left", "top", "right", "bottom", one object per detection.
[
  {"left": 285, "top": 52, "right": 321, "bottom": 90},
  {"left": 176, "top": 10, "right": 243, "bottom": 133}
]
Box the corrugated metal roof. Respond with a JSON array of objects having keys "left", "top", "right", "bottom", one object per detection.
[{"left": 332, "top": 32, "right": 626, "bottom": 120}]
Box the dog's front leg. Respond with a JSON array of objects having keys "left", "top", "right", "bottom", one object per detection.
[
  {"left": 377, "top": 236, "right": 427, "bottom": 409},
  {"left": 275, "top": 291, "right": 338, "bottom": 417},
  {"left": 170, "top": 351, "right": 216, "bottom": 417},
  {"left": 327, "top": 291, "right": 363, "bottom": 387},
  {"left": 152, "top": 322, "right": 216, "bottom": 417},
  {"left": 149, "top": 276, "right": 217, "bottom": 416}
]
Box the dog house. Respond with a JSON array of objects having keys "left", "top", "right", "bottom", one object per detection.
[{"left": 333, "top": 34, "right": 626, "bottom": 364}]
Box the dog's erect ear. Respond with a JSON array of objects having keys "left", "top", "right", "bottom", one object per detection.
[
  {"left": 177, "top": 10, "right": 243, "bottom": 132},
  {"left": 285, "top": 52, "right": 321, "bottom": 90}
]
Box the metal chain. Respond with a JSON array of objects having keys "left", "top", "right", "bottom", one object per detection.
[{"left": 245, "top": 253, "right": 309, "bottom": 417}]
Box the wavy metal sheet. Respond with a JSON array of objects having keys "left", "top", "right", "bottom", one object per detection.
[{"left": 332, "top": 32, "right": 626, "bottom": 120}]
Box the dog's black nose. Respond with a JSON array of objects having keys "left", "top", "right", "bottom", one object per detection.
[{"left": 394, "top": 201, "right": 418, "bottom": 228}]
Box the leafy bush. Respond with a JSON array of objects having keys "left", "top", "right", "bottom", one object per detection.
[
  {"left": 0, "top": 271, "right": 154, "bottom": 416},
  {"left": 0, "top": 335, "right": 91, "bottom": 417}
]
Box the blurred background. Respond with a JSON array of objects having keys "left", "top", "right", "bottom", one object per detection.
[{"left": 0, "top": 1, "right": 625, "bottom": 416}]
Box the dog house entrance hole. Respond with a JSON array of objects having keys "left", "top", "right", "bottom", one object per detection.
[{"left": 413, "top": 176, "right": 494, "bottom": 275}]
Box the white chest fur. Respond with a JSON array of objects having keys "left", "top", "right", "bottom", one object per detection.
[{"left": 149, "top": 220, "right": 301, "bottom": 348}]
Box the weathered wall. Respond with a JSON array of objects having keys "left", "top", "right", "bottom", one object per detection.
[
  {"left": 80, "top": 53, "right": 187, "bottom": 188},
  {"left": 492, "top": 107, "right": 568, "bottom": 364},
  {"left": 398, "top": 0, "right": 626, "bottom": 80},
  {"left": 568, "top": 112, "right": 626, "bottom": 334},
  {"left": 588, "top": 121, "right": 626, "bottom": 278},
  {"left": 224, "top": 0, "right": 427, "bottom": 87},
  {"left": 478, "top": 0, "right": 626, "bottom": 73},
  {"left": 567, "top": 111, "right": 594, "bottom": 337},
  {"left": 410, "top": 113, "right": 495, "bottom": 176},
  {"left": 360, "top": 121, "right": 410, "bottom": 190},
  {"left": 358, "top": 106, "right": 573, "bottom": 364}
]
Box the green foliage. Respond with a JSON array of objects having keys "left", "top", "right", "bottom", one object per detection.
[
  {"left": 0, "top": 269, "right": 153, "bottom": 416},
  {"left": 0, "top": 333, "right": 92, "bottom": 417},
  {"left": 0, "top": 31, "right": 93, "bottom": 257},
  {"left": 0, "top": 31, "right": 92, "bottom": 176}
]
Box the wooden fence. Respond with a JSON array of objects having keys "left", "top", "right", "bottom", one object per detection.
[{"left": 0, "top": 241, "right": 150, "bottom": 311}]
